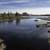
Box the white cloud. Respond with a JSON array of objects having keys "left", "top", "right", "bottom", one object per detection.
[
  {"left": 0, "top": 7, "right": 50, "bottom": 15},
  {"left": 0, "top": 0, "right": 30, "bottom": 5},
  {"left": 16, "top": 7, "right": 50, "bottom": 15}
]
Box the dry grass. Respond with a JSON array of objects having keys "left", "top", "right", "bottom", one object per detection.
[
  {"left": 48, "top": 16, "right": 50, "bottom": 21},
  {"left": 0, "top": 39, "right": 6, "bottom": 50},
  {"left": 48, "top": 35, "right": 50, "bottom": 44}
]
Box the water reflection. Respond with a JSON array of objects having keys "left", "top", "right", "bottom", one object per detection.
[
  {"left": 0, "top": 20, "right": 5, "bottom": 24},
  {"left": 8, "top": 19, "right": 13, "bottom": 24},
  {"left": 0, "top": 18, "right": 48, "bottom": 48},
  {"left": 0, "top": 21, "right": 2, "bottom": 23},
  {"left": 16, "top": 19, "right": 20, "bottom": 24},
  {"left": 16, "top": 18, "right": 20, "bottom": 25}
]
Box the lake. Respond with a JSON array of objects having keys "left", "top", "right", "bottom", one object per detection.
[
  {"left": 22, "top": 16, "right": 48, "bottom": 20},
  {"left": 0, "top": 16, "right": 48, "bottom": 33},
  {"left": 0, "top": 16, "right": 48, "bottom": 39},
  {"left": 0, "top": 16, "right": 48, "bottom": 49}
]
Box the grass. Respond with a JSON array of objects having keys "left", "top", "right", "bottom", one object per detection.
[
  {"left": 48, "top": 16, "right": 50, "bottom": 44},
  {"left": 48, "top": 35, "right": 50, "bottom": 44},
  {"left": 48, "top": 15, "right": 50, "bottom": 21}
]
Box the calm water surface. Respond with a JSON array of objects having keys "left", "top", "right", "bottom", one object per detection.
[{"left": 0, "top": 16, "right": 48, "bottom": 39}]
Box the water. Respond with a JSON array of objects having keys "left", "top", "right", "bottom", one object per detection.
[
  {"left": 0, "top": 16, "right": 48, "bottom": 33},
  {"left": 0, "top": 16, "right": 48, "bottom": 39},
  {"left": 23, "top": 16, "right": 48, "bottom": 20},
  {"left": 0, "top": 16, "right": 48, "bottom": 49}
]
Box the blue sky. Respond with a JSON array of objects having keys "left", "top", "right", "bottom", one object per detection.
[{"left": 0, "top": 0, "right": 50, "bottom": 14}]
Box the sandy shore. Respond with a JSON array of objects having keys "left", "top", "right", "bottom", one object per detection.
[{"left": 0, "top": 39, "right": 6, "bottom": 50}]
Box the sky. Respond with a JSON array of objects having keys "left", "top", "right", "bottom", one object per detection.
[{"left": 0, "top": 0, "right": 50, "bottom": 14}]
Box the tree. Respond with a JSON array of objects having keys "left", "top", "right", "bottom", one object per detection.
[
  {"left": 7, "top": 12, "right": 12, "bottom": 20},
  {"left": 15, "top": 12, "right": 20, "bottom": 16},
  {"left": 1, "top": 12, "right": 6, "bottom": 19},
  {"left": 15, "top": 12, "right": 21, "bottom": 24},
  {"left": 22, "top": 12, "right": 29, "bottom": 16}
]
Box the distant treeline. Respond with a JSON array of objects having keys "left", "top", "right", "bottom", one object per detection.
[
  {"left": 0, "top": 12, "right": 31, "bottom": 20},
  {"left": 0, "top": 12, "right": 49, "bottom": 20}
]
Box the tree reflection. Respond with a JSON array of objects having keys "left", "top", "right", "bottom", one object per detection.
[
  {"left": 16, "top": 17, "right": 20, "bottom": 25},
  {"left": 0, "top": 21, "right": 1, "bottom": 23},
  {"left": 8, "top": 19, "right": 13, "bottom": 24},
  {"left": 15, "top": 12, "right": 21, "bottom": 25}
]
